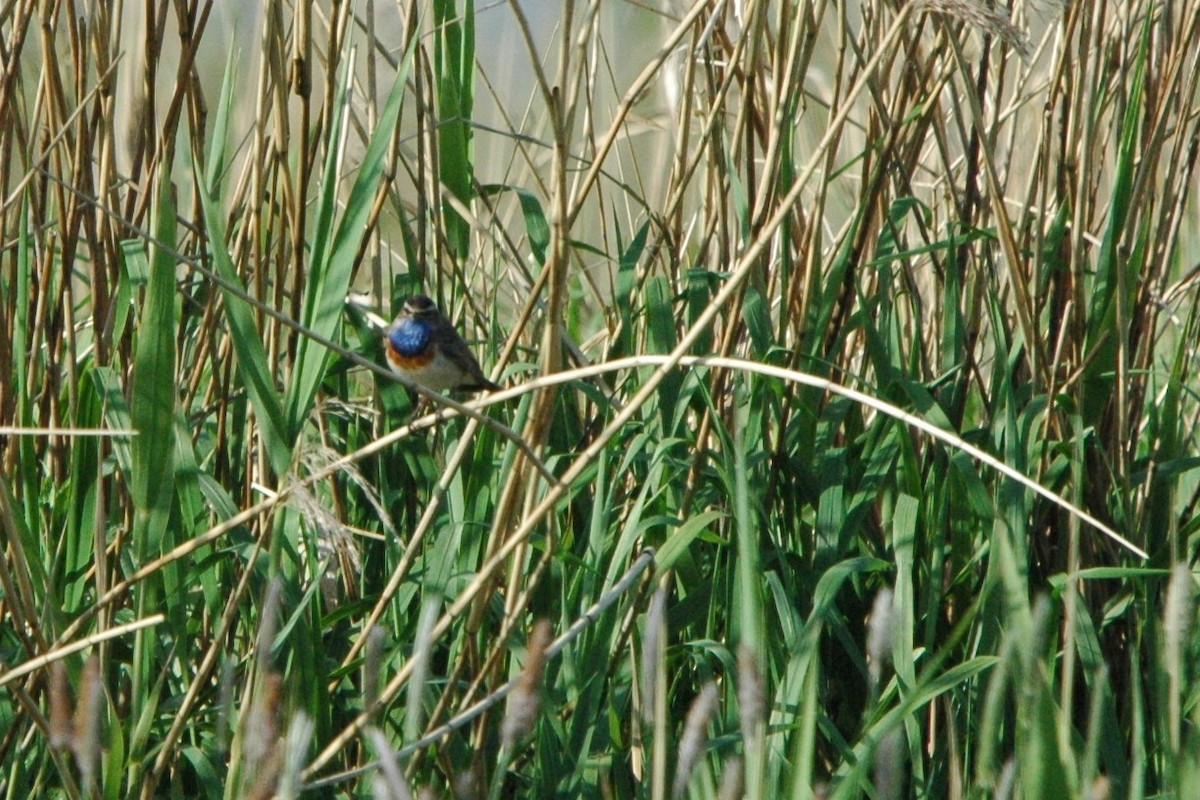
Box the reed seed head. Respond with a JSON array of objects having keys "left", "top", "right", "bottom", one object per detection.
[
  {"left": 502, "top": 619, "right": 552, "bottom": 749},
  {"left": 672, "top": 681, "right": 719, "bottom": 799}
]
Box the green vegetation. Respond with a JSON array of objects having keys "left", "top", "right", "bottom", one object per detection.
[{"left": 2, "top": 1, "right": 1199, "bottom": 797}]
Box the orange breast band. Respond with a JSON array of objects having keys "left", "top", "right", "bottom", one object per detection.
[{"left": 387, "top": 344, "right": 436, "bottom": 370}]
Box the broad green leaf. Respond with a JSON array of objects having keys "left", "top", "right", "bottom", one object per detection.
[
  {"left": 129, "top": 175, "right": 178, "bottom": 558},
  {"left": 284, "top": 40, "right": 414, "bottom": 437}
]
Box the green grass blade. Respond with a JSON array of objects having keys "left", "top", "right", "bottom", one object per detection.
[
  {"left": 433, "top": 0, "right": 475, "bottom": 259},
  {"left": 195, "top": 190, "right": 291, "bottom": 478},
  {"left": 128, "top": 175, "right": 178, "bottom": 558},
  {"left": 194, "top": 49, "right": 292, "bottom": 477},
  {"left": 1082, "top": 10, "right": 1151, "bottom": 424},
  {"left": 284, "top": 41, "right": 413, "bottom": 436}
]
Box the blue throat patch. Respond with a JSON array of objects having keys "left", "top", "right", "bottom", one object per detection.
[{"left": 389, "top": 318, "right": 432, "bottom": 357}]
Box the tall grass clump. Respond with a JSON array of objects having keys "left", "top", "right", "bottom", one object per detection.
[{"left": 2, "top": 0, "right": 1200, "bottom": 797}]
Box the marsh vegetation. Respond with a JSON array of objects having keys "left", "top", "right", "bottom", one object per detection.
[{"left": 2, "top": 1, "right": 1200, "bottom": 797}]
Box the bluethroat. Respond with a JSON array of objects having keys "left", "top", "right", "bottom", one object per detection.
[{"left": 384, "top": 295, "right": 501, "bottom": 393}]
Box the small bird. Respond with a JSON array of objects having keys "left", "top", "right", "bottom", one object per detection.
[{"left": 384, "top": 295, "right": 501, "bottom": 393}]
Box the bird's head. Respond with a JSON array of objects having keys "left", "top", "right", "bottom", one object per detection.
[{"left": 402, "top": 295, "right": 439, "bottom": 321}]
